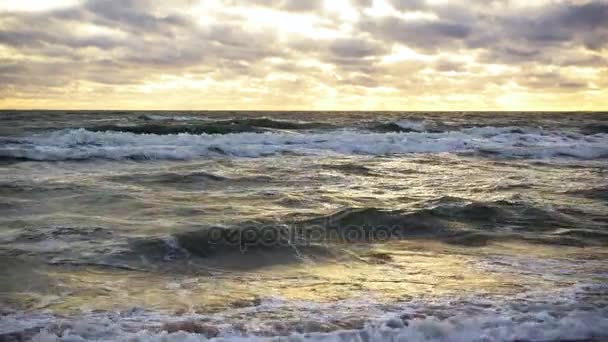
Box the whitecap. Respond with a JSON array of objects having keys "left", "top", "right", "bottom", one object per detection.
[{"left": 1, "top": 127, "right": 607, "bottom": 161}]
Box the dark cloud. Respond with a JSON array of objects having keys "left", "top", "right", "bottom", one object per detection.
[
  {"left": 0, "top": 28, "right": 123, "bottom": 49},
  {"left": 329, "top": 38, "right": 387, "bottom": 58},
  {"left": 283, "top": 35, "right": 386, "bottom": 80},
  {"left": 282, "top": 0, "right": 324, "bottom": 12},
  {"left": 435, "top": 59, "right": 466, "bottom": 72},
  {"left": 516, "top": 70, "right": 590, "bottom": 90},
  {"left": 558, "top": 81, "right": 588, "bottom": 89},
  {"left": 232, "top": 0, "right": 324, "bottom": 12},
  {"left": 558, "top": 1, "right": 608, "bottom": 29},
  {"left": 339, "top": 74, "right": 379, "bottom": 88},
  {"left": 359, "top": 16, "right": 472, "bottom": 52},
  {"left": 492, "top": 2, "right": 608, "bottom": 48},
  {"left": 388, "top": 0, "right": 428, "bottom": 10},
  {"left": 84, "top": 0, "right": 194, "bottom": 35},
  {"left": 478, "top": 46, "right": 543, "bottom": 64},
  {"left": 357, "top": 0, "right": 608, "bottom": 66},
  {"left": 482, "top": 2, "right": 608, "bottom": 64}
]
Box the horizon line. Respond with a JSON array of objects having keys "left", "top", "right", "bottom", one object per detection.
[{"left": 1, "top": 109, "right": 607, "bottom": 113}]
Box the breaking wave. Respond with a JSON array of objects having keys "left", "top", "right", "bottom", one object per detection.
[
  {"left": 368, "top": 119, "right": 430, "bottom": 133},
  {"left": 2, "top": 284, "right": 607, "bottom": 341},
  {"left": 1, "top": 126, "right": 607, "bottom": 161}
]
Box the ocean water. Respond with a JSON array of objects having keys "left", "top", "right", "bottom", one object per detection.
[{"left": 0, "top": 111, "right": 607, "bottom": 341}]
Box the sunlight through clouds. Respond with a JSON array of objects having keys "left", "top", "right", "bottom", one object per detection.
[{"left": 0, "top": 0, "right": 606, "bottom": 110}]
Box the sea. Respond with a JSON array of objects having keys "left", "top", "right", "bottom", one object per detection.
[{"left": 0, "top": 111, "right": 607, "bottom": 341}]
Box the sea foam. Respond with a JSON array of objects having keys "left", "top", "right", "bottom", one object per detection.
[
  {"left": 1, "top": 126, "right": 607, "bottom": 161},
  {"left": 6, "top": 285, "right": 606, "bottom": 341}
]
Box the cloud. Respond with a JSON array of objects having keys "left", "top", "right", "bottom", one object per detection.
[
  {"left": 358, "top": 0, "right": 608, "bottom": 62},
  {"left": 360, "top": 16, "right": 472, "bottom": 52},
  {"left": 493, "top": 2, "right": 608, "bottom": 47},
  {"left": 0, "top": 0, "right": 606, "bottom": 109},
  {"left": 84, "top": 0, "right": 195, "bottom": 35},
  {"left": 0, "top": 28, "right": 124, "bottom": 49},
  {"left": 388, "top": 0, "right": 429, "bottom": 10},
  {"left": 329, "top": 37, "right": 387, "bottom": 58},
  {"left": 233, "top": 0, "right": 324, "bottom": 12}
]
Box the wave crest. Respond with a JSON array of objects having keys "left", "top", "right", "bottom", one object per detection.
[{"left": 1, "top": 126, "right": 607, "bottom": 161}]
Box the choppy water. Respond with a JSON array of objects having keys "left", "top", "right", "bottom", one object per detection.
[{"left": 1, "top": 111, "right": 607, "bottom": 341}]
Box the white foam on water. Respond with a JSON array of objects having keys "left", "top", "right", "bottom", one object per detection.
[
  {"left": 18, "top": 303, "right": 608, "bottom": 341},
  {"left": 394, "top": 119, "right": 427, "bottom": 132},
  {"left": 1, "top": 283, "right": 605, "bottom": 342},
  {"left": 1, "top": 127, "right": 607, "bottom": 161}
]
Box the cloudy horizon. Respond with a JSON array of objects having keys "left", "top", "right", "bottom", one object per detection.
[{"left": 0, "top": 0, "right": 606, "bottom": 110}]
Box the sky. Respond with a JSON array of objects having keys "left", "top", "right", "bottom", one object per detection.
[{"left": 0, "top": 0, "right": 606, "bottom": 110}]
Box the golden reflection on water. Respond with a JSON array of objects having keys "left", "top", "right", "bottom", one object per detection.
[{"left": 5, "top": 240, "right": 603, "bottom": 316}]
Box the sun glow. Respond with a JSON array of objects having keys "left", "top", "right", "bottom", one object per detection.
[
  {"left": 381, "top": 45, "right": 435, "bottom": 63},
  {"left": 0, "top": 0, "right": 605, "bottom": 110},
  {"left": 324, "top": 0, "right": 360, "bottom": 22},
  {"left": 365, "top": 0, "right": 438, "bottom": 20}
]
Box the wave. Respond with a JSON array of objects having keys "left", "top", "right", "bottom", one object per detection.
[
  {"left": 566, "top": 185, "right": 608, "bottom": 201},
  {"left": 1, "top": 126, "right": 607, "bottom": 161},
  {"left": 295, "top": 197, "right": 601, "bottom": 246},
  {"left": 321, "top": 163, "right": 377, "bottom": 176},
  {"left": 582, "top": 123, "right": 608, "bottom": 135},
  {"left": 9, "top": 308, "right": 608, "bottom": 341},
  {"left": 90, "top": 118, "right": 334, "bottom": 135},
  {"left": 88, "top": 123, "right": 266, "bottom": 135},
  {"left": 140, "top": 114, "right": 212, "bottom": 121},
  {"left": 3, "top": 199, "right": 604, "bottom": 274},
  {"left": 122, "top": 199, "right": 579, "bottom": 263},
  {"left": 91, "top": 198, "right": 607, "bottom": 268},
  {"left": 3, "top": 284, "right": 607, "bottom": 341},
  {"left": 108, "top": 170, "right": 270, "bottom": 185},
  {"left": 368, "top": 119, "right": 430, "bottom": 133}
]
